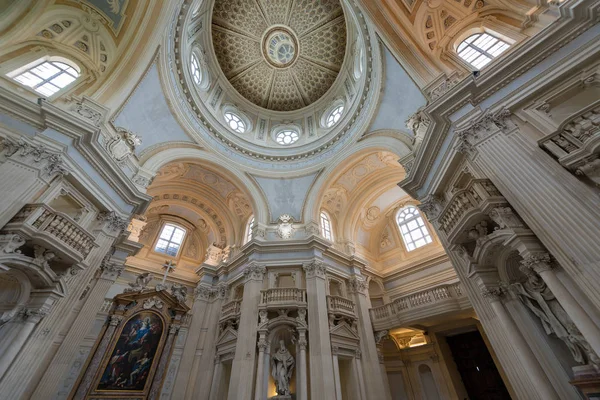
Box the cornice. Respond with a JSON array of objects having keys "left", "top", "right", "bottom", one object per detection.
[
  {"left": 0, "top": 87, "right": 152, "bottom": 215},
  {"left": 400, "top": 0, "right": 600, "bottom": 198}
]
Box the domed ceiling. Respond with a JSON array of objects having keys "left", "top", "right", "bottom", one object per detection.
[{"left": 211, "top": 0, "right": 347, "bottom": 111}]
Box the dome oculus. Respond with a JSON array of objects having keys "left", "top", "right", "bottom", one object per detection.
[{"left": 263, "top": 28, "right": 298, "bottom": 68}]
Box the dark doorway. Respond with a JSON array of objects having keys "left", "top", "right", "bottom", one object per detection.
[{"left": 446, "top": 330, "right": 511, "bottom": 400}]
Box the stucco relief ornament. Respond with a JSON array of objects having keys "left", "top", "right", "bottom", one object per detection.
[
  {"left": 277, "top": 214, "right": 295, "bottom": 239},
  {"left": 1, "top": 138, "right": 69, "bottom": 177},
  {"left": 125, "top": 272, "right": 153, "bottom": 293},
  {"left": 0, "top": 234, "right": 25, "bottom": 254},
  {"left": 418, "top": 196, "right": 444, "bottom": 221},
  {"left": 348, "top": 276, "right": 367, "bottom": 294},
  {"left": 143, "top": 297, "right": 164, "bottom": 310},
  {"left": 105, "top": 128, "right": 142, "bottom": 165},
  {"left": 170, "top": 283, "right": 188, "bottom": 303}
]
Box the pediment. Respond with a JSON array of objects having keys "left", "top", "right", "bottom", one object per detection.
[
  {"left": 217, "top": 327, "right": 238, "bottom": 346},
  {"left": 114, "top": 288, "right": 189, "bottom": 313},
  {"left": 330, "top": 321, "right": 360, "bottom": 341}
]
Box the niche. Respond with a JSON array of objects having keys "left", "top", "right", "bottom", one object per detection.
[
  {"left": 418, "top": 364, "right": 440, "bottom": 400},
  {"left": 329, "top": 279, "right": 343, "bottom": 297},
  {"left": 49, "top": 191, "right": 86, "bottom": 222},
  {"left": 369, "top": 280, "right": 384, "bottom": 307}
]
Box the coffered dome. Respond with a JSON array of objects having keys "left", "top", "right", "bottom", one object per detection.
[{"left": 211, "top": 0, "right": 347, "bottom": 111}]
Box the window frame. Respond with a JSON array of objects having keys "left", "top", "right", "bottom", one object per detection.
[
  {"left": 456, "top": 32, "right": 510, "bottom": 70},
  {"left": 396, "top": 206, "right": 433, "bottom": 252},
  {"left": 7, "top": 56, "right": 81, "bottom": 98},
  {"left": 154, "top": 223, "right": 187, "bottom": 257},
  {"left": 320, "top": 210, "right": 333, "bottom": 241},
  {"left": 245, "top": 215, "right": 255, "bottom": 244}
]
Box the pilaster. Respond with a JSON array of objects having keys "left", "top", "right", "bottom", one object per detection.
[
  {"left": 302, "top": 260, "right": 336, "bottom": 399},
  {"left": 226, "top": 263, "right": 266, "bottom": 400},
  {"left": 349, "top": 275, "right": 391, "bottom": 400}
]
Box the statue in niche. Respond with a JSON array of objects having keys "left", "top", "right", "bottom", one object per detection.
[
  {"left": 512, "top": 270, "right": 600, "bottom": 370},
  {"left": 271, "top": 339, "right": 295, "bottom": 396}
]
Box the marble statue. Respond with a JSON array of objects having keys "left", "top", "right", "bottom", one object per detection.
[
  {"left": 271, "top": 339, "right": 295, "bottom": 396},
  {"left": 512, "top": 270, "right": 600, "bottom": 369},
  {"left": 125, "top": 272, "right": 152, "bottom": 293}
]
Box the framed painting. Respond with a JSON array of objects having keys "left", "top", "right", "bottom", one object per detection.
[{"left": 92, "top": 310, "right": 166, "bottom": 397}]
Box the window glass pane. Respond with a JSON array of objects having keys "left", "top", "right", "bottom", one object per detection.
[
  {"left": 457, "top": 33, "right": 510, "bottom": 70},
  {"left": 50, "top": 73, "right": 76, "bottom": 88},
  {"left": 160, "top": 225, "right": 174, "bottom": 239},
  {"left": 36, "top": 83, "right": 60, "bottom": 96},
  {"left": 14, "top": 72, "right": 43, "bottom": 87},
  {"left": 31, "top": 63, "right": 61, "bottom": 79}
]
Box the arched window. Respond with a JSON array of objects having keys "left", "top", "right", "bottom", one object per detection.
[
  {"left": 396, "top": 206, "right": 432, "bottom": 251},
  {"left": 320, "top": 211, "right": 333, "bottom": 241},
  {"left": 245, "top": 216, "right": 255, "bottom": 244},
  {"left": 224, "top": 111, "right": 247, "bottom": 134},
  {"left": 10, "top": 59, "right": 80, "bottom": 97},
  {"left": 190, "top": 53, "right": 202, "bottom": 85},
  {"left": 155, "top": 224, "right": 186, "bottom": 256},
  {"left": 457, "top": 33, "right": 510, "bottom": 70},
  {"left": 326, "top": 104, "right": 344, "bottom": 128}
]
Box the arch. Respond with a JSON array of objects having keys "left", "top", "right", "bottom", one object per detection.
[
  {"left": 418, "top": 364, "right": 441, "bottom": 400},
  {"left": 304, "top": 136, "right": 412, "bottom": 225},
  {"left": 139, "top": 148, "right": 268, "bottom": 224},
  {"left": 0, "top": 269, "right": 31, "bottom": 322}
]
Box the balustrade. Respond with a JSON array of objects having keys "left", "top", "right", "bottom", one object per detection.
[
  {"left": 3, "top": 204, "right": 96, "bottom": 263},
  {"left": 259, "top": 288, "right": 307, "bottom": 308},
  {"left": 369, "top": 283, "right": 468, "bottom": 330},
  {"left": 220, "top": 299, "right": 241, "bottom": 321},
  {"left": 438, "top": 179, "right": 504, "bottom": 238},
  {"left": 326, "top": 295, "right": 355, "bottom": 317}
]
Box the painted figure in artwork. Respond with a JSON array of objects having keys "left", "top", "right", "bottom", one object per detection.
[
  {"left": 98, "top": 311, "right": 163, "bottom": 391},
  {"left": 271, "top": 339, "right": 295, "bottom": 395}
]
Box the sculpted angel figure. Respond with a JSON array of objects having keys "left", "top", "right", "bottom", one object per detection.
[{"left": 271, "top": 339, "right": 295, "bottom": 395}]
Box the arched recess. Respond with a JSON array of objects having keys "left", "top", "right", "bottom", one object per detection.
[
  {"left": 304, "top": 134, "right": 413, "bottom": 225},
  {"left": 0, "top": 269, "right": 32, "bottom": 322},
  {"left": 139, "top": 147, "right": 268, "bottom": 224}
]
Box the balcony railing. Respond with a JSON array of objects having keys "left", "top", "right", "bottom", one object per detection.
[
  {"left": 220, "top": 299, "right": 241, "bottom": 321},
  {"left": 4, "top": 204, "right": 97, "bottom": 263},
  {"left": 369, "top": 283, "right": 468, "bottom": 331},
  {"left": 326, "top": 295, "right": 355, "bottom": 317},
  {"left": 437, "top": 179, "right": 504, "bottom": 239},
  {"left": 260, "top": 288, "right": 307, "bottom": 308}
]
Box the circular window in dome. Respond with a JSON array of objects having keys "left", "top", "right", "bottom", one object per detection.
[
  {"left": 224, "top": 111, "right": 247, "bottom": 134},
  {"left": 191, "top": 53, "right": 202, "bottom": 85},
  {"left": 326, "top": 105, "right": 345, "bottom": 128},
  {"left": 276, "top": 129, "right": 299, "bottom": 146}
]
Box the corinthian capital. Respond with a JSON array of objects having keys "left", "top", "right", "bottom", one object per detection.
[
  {"left": 302, "top": 260, "right": 327, "bottom": 279},
  {"left": 100, "top": 261, "right": 125, "bottom": 281},
  {"left": 97, "top": 211, "right": 129, "bottom": 233},
  {"left": 243, "top": 263, "right": 267, "bottom": 281},
  {"left": 520, "top": 253, "right": 552, "bottom": 274},
  {"left": 480, "top": 286, "right": 506, "bottom": 302},
  {"left": 348, "top": 276, "right": 367, "bottom": 295}
]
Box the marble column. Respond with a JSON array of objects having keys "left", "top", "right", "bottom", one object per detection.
[
  {"left": 303, "top": 260, "right": 336, "bottom": 399},
  {"left": 149, "top": 324, "right": 180, "bottom": 399},
  {"left": 353, "top": 351, "right": 368, "bottom": 400},
  {"left": 349, "top": 275, "right": 390, "bottom": 399},
  {"left": 521, "top": 253, "right": 600, "bottom": 357},
  {"left": 254, "top": 333, "right": 268, "bottom": 400},
  {"left": 297, "top": 330, "right": 308, "bottom": 400},
  {"left": 465, "top": 116, "right": 600, "bottom": 311},
  {"left": 73, "top": 314, "right": 123, "bottom": 399},
  {"left": 227, "top": 263, "right": 266, "bottom": 400},
  {"left": 209, "top": 358, "right": 224, "bottom": 400},
  {"left": 482, "top": 287, "right": 559, "bottom": 400},
  {"left": 332, "top": 346, "right": 342, "bottom": 400},
  {"left": 31, "top": 260, "right": 125, "bottom": 399},
  {"left": 0, "top": 308, "right": 47, "bottom": 379}
]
